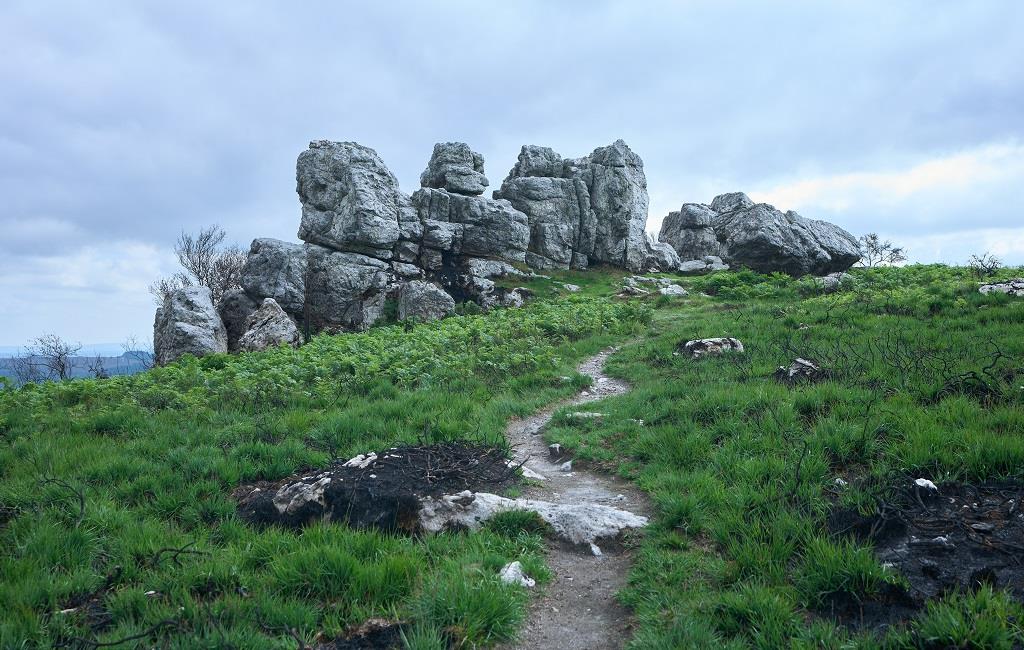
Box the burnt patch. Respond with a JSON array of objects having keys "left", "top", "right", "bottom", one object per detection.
[
  {"left": 235, "top": 443, "right": 516, "bottom": 532},
  {"left": 826, "top": 481, "right": 1024, "bottom": 629},
  {"left": 316, "top": 618, "right": 406, "bottom": 649}
]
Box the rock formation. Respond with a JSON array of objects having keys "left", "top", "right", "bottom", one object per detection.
[
  {"left": 659, "top": 192, "right": 859, "bottom": 276},
  {"left": 237, "top": 298, "right": 302, "bottom": 352},
  {"left": 495, "top": 140, "right": 678, "bottom": 272},
  {"left": 155, "top": 137, "right": 703, "bottom": 359},
  {"left": 153, "top": 286, "right": 228, "bottom": 365}
]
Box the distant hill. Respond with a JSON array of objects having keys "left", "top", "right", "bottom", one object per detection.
[{"left": 0, "top": 351, "right": 153, "bottom": 384}]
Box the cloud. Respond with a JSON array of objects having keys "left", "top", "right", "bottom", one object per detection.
[{"left": 1, "top": 1, "right": 1023, "bottom": 343}]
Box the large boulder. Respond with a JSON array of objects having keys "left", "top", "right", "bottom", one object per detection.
[
  {"left": 658, "top": 204, "right": 721, "bottom": 260},
  {"left": 397, "top": 281, "right": 456, "bottom": 322},
  {"left": 657, "top": 192, "right": 860, "bottom": 276},
  {"left": 579, "top": 139, "right": 651, "bottom": 271},
  {"left": 153, "top": 286, "right": 228, "bottom": 365},
  {"left": 240, "top": 238, "right": 307, "bottom": 315},
  {"left": 495, "top": 140, "right": 656, "bottom": 272},
  {"left": 296, "top": 140, "right": 403, "bottom": 259},
  {"left": 419, "top": 142, "right": 488, "bottom": 196},
  {"left": 238, "top": 298, "right": 303, "bottom": 352},
  {"left": 303, "top": 245, "right": 392, "bottom": 332}
]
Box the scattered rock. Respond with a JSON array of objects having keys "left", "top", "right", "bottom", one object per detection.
[
  {"left": 678, "top": 337, "right": 744, "bottom": 360},
  {"left": 237, "top": 298, "right": 303, "bottom": 352},
  {"left": 566, "top": 411, "right": 606, "bottom": 419},
  {"left": 418, "top": 490, "right": 648, "bottom": 547},
  {"left": 914, "top": 478, "right": 939, "bottom": 493},
  {"left": 558, "top": 461, "right": 573, "bottom": 473},
  {"left": 561, "top": 283, "right": 581, "bottom": 292},
  {"left": 499, "top": 561, "right": 536, "bottom": 588},
  {"left": 677, "top": 255, "right": 730, "bottom": 275},
  {"left": 774, "top": 357, "right": 828, "bottom": 384},
  {"left": 815, "top": 271, "right": 852, "bottom": 292},
  {"left": 978, "top": 279, "right": 1024, "bottom": 296},
  {"left": 658, "top": 284, "right": 688, "bottom": 296},
  {"left": 153, "top": 286, "right": 228, "bottom": 366},
  {"left": 397, "top": 280, "right": 455, "bottom": 322}
]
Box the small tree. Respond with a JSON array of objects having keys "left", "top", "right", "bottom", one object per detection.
[
  {"left": 121, "top": 335, "right": 154, "bottom": 371},
  {"left": 967, "top": 252, "right": 1001, "bottom": 279},
  {"left": 858, "top": 233, "right": 907, "bottom": 267},
  {"left": 25, "top": 334, "right": 82, "bottom": 381},
  {"left": 150, "top": 225, "right": 246, "bottom": 307}
]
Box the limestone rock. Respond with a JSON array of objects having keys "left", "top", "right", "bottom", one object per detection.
[
  {"left": 815, "top": 272, "right": 852, "bottom": 292},
  {"left": 418, "top": 490, "right": 648, "bottom": 546},
  {"left": 238, "top": 298, "right": 303, "bottom": 352},
  {"left": 658, "top": 284, "right": 688, "bottom": 296},
  {"left": 410, "top": 188, "right": 530, "bottom": 263},
  {"left": 240, "top": 238, "right": 307, "bottom": 315},
  {"left": 397, "top": 280, "right": 456, "bottom": 322},
  {"left": 710, "top": 191, "right": 755, "bottom": 214},
  {"left": 658, "top": 192, "right": 859, "bottom": 276},
  {"left": 218, "top": 288, "right": 258, "bottom": 352},
  {"left": 296, "top": 140, "right": 403, "bottom": 259},
  {"left": 303, "top": 244, "right": 391, "bottom": 332},
  {"left": 499, "top": 561, "right": 536, "bottom": 588},
  {"left": 419, "top": 142, "right": 489, "bottom": 196},
  {"left": 678, "top": 255, "right": 730, "bottom": 275},
  {"left": 979, "top": 279, "right": 1024, "bottom": 296},
  {"left": 659, "top": 204, "right": 721, "bottom": 260},
  {"left": 774, "top": 358, "right": 828, "bottom": 384},
  {"left": 497, "top": 140, "right": 657, "bottom": 272},
  {"left": 153, "top": 286, "right": 228, "bottom": 366},
  {"left": 679, "top": 337, "right": 744, "bottom": 360}
]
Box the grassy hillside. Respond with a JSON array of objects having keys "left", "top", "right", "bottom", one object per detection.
[{"left": 1, "top": 265, "right": 1022, "bottom": 648}]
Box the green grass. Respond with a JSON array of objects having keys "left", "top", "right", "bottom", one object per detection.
[
  {"left": 0, "top": 295, "right": 647, "bottom": 648},
  {"left": 541, "top": 263, "right": 1024, "bottom": 647},
  {"left": 2, "top": 263, "right": 1023, "bottom": 648}
]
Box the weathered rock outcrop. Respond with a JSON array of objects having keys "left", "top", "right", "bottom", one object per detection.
[
  {"left": 659, "top": 192, "right": 860, "bottom": 276},
  {"left": 979, "top": 279, "right": 1024, "bottom": 297},
  {"left": 495, "top": 140, "right": 668, "bottom": 272},
  {"left": 154, "top": 286, "right": 227, "bottom": 365},
  {"left": 237, "top": 298, "right": 302, "bottom": 352},
  {"left": 158, "top": 137, "right": 681, "bottom": 357},
  {"left": 420, "top": 142, "right": 489, "bottom": 196},
  {"left": 296, "top": 141, "right": 404, "bottom": 260},
  {"left": 239, "top": 238, "right": 307, "bottom": 315},
  {"left": 397, "top": 280, "right": 456, "bottom": 322}
]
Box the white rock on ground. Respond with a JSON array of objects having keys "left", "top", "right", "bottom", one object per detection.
[
  {"left": 979, "top": 279, "right": 1024, "bottom": 296},
  {"left": 658, "top": 284, "right": 688, "bottom": 296},
  {"left": 681, "top": 337, "right": 744, "bottom": 359},
  {"left": 499, "top": 561, "right": 536, "bottom": 588},
  {"left": 418, "top": 490, "right": 648, "bottom": 546}
]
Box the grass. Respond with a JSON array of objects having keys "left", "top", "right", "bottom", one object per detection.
[
  {"left": 0, "top": 295, "right": 647, "bottom": 648},
  {"left": 2, "top": 262, "right": 1023, "bottom": 647},
  {"left": 541, "top": 263, "right": 1024, "bottom": 647}
]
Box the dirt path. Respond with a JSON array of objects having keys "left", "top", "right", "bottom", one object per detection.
[{"left": 501, "top": 348, "right": 650, "bottom": 650}]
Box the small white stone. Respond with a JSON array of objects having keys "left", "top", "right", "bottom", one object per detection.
[
  {"left": 589, "top": 543, "right": 603, "bottom": 556},
  {"left": 499, "top": 561, "right": 536, "bottom": 588},
  {"left": 834, "top": 478, "right": 848, "bottom": 488},
  {"left": 559, "top": 461, "right": 573, "bottom": 472},
  {"left": 914, "top": 478, "right": 938, "bottom": 492}
]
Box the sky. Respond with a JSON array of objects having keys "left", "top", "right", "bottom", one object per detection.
[{"left": 1, "top": 1, "right": 1022, "bottom": 347}]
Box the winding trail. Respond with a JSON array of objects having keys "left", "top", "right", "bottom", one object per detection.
[{"left": 502, "top": 348, "right": 651, "bottom": 650}]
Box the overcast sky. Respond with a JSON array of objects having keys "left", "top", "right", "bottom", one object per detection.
[{"left": 2, "top": 1, "right": 1022, "bottom": 347}]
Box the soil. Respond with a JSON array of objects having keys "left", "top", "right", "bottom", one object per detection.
[
  {"left": 826, "top": 481, "right": 1024, "bottom": 631},
  {"left": 500, "top": 348, "right": 651, "bottom": 650},
  {"left": 235, "top": 443, "right": 516, "bottom": 532},
  {"left": 316, "top": 618, "right": 406, "bottom": 649}
]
